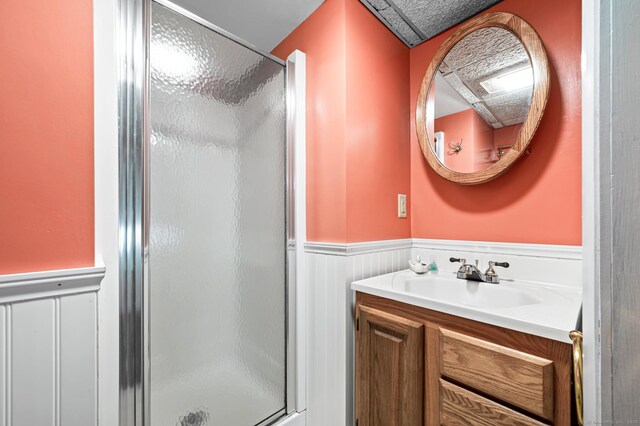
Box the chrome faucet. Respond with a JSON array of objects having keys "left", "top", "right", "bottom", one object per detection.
[{"left": 449, "top": 258, "right": 509, "bottom": 284}]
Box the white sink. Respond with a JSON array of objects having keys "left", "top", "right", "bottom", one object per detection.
[
  {"left": 394, "top": 275, "right": 543, "bottom": 309},
  {"left": 352, "top": 270, "right": 582, "bottom": 343}
]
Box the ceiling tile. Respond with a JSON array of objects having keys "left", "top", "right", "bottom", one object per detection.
[{"left": 360, "top": 0, "right": 503, "bottom": 47}]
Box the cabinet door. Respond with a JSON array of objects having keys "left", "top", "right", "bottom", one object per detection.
[{"left": 356, "top": 305, "right": 424, "bottom": 426}]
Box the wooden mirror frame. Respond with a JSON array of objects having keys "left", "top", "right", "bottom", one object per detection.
[{"left": 416, "top": 12, "right": 550, "bottom": 185}]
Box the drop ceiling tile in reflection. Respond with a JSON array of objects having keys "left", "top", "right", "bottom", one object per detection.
[{"left": 484, "top": 87, "right": 533, "bottom": 125}]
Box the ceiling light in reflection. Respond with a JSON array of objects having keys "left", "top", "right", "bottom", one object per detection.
[
  {"left": 151, "top": 39, "right": 199, "bottom": 80},
  {"left": 480, "top": 66, "right": 533, "bottom": 94}
]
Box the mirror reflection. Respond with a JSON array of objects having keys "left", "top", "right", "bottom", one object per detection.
[{"left": 427, "top": 27, "right": 533, "bottom": 173}]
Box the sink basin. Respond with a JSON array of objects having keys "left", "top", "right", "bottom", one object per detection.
[
  {"left": 351, "top": 269, "right": 582, "bottom": 343},
  {"left": 393, "top": 275, "right": 542, "bottom": 309}
]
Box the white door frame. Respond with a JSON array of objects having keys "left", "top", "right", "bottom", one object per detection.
[{"left": 582, "top": 0, "right": 614, "bottom": 422}]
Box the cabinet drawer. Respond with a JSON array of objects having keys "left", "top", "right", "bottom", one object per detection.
[
  {"left": 439, "top": 328, "right": 554, "bottom": 420},
  {"left": 440, "top": 379, "right": 546, "bottom": 426}
]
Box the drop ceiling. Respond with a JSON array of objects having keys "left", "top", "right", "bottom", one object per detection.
[
  {"left": 169, "top": 0, "right": 325, "bottom": 52},
  {"left": 437, "top": 27, "right": 533, "bottom": 128},
  {"left": 360, "top": 0, "right": 503, "bottom": 47}
]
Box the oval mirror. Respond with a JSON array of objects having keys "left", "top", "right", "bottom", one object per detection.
[{"left": 416, "top": 12, "right": 549, "bottom": 185}]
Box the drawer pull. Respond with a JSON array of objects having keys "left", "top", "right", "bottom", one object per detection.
[{"left": 569, "top": 330, "right": 583, "bottom": 426}]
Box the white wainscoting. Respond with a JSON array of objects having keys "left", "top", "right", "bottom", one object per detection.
[
  {"left": 0, "top": 266, "right": 104, "bottom": 426},
  {"left": 412, "top": 239, "right": 582, "bottom": 287},
  {"left": 304, "top": 238, "right": 582, "bottom": 426},
  {"left": 304, "top": 239, "right": 412, "bottom": 426}
]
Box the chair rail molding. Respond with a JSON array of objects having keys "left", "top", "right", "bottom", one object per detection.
[
  {"left": 305, "top": 238, "right": 582, "bottom": 260},
  {"left": 0, "top": 266, "right": 105, "bottom": 303},
  {"left": 304, "top": 239, "right": 413, "bottom": 256}
]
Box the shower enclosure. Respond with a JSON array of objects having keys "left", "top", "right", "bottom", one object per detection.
[{"left": 118, "top": 1, "right": 305, "bottom": 425}]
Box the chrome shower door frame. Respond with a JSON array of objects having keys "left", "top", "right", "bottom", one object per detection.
[{"left": 117, "top": 1, "right": 304, "bottom": 424}]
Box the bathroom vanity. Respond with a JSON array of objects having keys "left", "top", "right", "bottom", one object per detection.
[{"left": 353, "top": 270, "right": 580, "bottom": 426}]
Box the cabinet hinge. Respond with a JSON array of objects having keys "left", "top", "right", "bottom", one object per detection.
[
  {"left": 356, "top": 316, "right": 359, "bottom": 331},
  {"left": 355, "top": 419, "right": 359, "bottom": 426}
]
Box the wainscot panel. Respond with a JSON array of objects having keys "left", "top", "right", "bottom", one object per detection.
[{"left": 0, "top": 266, "right": 104, "bottom": 426}]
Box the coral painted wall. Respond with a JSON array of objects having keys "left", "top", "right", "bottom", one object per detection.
[
  {"left": 493, "top": 124, "right": 522, "bottom": 155},
  {"left": 472, "top": 110, "right": 495, "bottom": 171},
  {"left": 435, "top": 109, "right": 475, "bottom": 172},
  {"left": 0, "top": 0, "right": 95, "bottom": 274},
  {"left": 434, "top": 109, "right": 495, "bottom": 172},
  {"left": 410, "top": 0, "right": 582, "bottom": 245},
  {"left": 273, "top": 0, "right": 411, "bottom": 242},
  {"left": 344, "top": 0, "right": 410, "bottom": 242},
  {"left": 273, "top": 0, "right": 348, "bottom": 242}
]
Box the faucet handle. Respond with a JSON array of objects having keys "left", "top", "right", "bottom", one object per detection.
[
  {"left": 450, "top": 257, "right": 467, "bottom": 274},
  {"left": 484, "top": 261, "right": 509, "bottom": 283},
  {"left": 485, "top": 261, "right": 509, "bottom": 277}
]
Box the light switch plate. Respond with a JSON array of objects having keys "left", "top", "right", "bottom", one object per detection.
[{"left": 398, "top": 194, "right": 407, "bottom": 218}]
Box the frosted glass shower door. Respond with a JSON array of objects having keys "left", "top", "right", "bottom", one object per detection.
[{"left": 149, "top": 2, "right": 287, "bottom": 425}]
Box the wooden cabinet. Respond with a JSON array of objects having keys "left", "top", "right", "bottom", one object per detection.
[
  {"left": 355, "top": 292, "right": 574, "bottom": 426},
  {"left": 355, "top": 306, "right": 424, "bottom": 426}
]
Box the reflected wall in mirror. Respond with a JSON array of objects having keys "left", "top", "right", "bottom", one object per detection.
[{"left": 417, "top": 12, "right": 549, "bottom": 185}]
